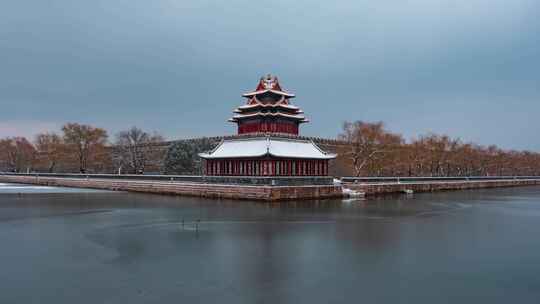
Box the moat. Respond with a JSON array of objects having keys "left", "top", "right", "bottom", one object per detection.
[{"left": 1, "top": 183, "right": 540, "bottom": 303}]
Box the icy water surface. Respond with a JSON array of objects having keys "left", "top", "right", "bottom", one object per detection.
[{"left": 1, "top": 183, "right": 540, "bottom": 303}]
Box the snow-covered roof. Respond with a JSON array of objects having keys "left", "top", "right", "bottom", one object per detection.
[
  {"left": 229, "top": 112, "right": 308, "bottom": 122},
  {"left": 237, "top": 103, "right": 300, "bottom": 111},
  {"left": 199, "top": 137, "right": 336, "bottom": 160},
  {"left": 242, "top": 89, "right": 295, "bottom": 98}
]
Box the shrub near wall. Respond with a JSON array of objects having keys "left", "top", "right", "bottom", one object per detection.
[{"left": 163, "top": 138, "right": 218, "bottom": 175}]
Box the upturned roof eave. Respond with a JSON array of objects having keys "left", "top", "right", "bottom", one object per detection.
[
  {"left": 236, "top": 103, "right": 300, "bottom": 110},
  {"left": 199, "top": 152, "right": 335, "bottom": 160},
  {"left": 242, "top": 89, "right": 295, "bottom": 98},
  {"left": 229, "top": 112, "right": 308, "bottom": 121},
  {"left": 198, "top": 137, "right": 336, "bottom": 160}
]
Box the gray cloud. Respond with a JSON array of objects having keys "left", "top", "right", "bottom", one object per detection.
[{"left": 1, "top": 0, "right": 539, "bottom": 149}]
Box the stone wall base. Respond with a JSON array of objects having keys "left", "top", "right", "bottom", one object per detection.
[
  {"left": 0, "top": 175, "right": 342, "bottom": 202},
  {"left": 3, "top": 175, "right": 540, "bottom": 202},
  {"left": 344, "top": 179, "right": 540, "bottom": 195}
]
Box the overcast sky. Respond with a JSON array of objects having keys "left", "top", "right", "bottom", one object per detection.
[{"left": 1, "top": 0, "right": 539, "bottom": 150}]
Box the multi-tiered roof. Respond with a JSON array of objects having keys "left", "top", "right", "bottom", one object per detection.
[
  {"left": 229, "top": 74, "right": 308, "bottom": 135},
  {"left": 199, "top": 74, "right": 336, "bottom": 177}
]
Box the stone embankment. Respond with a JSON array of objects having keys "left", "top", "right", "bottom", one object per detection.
[
  {"left": 0, "top": 174, "right": 342, "bottom": 201},
  {"left": 2, "top": 174, "right": 540, "bottom": 201},
  {"left": 343, "top": 178, "right": 540, "bottom": 196}
]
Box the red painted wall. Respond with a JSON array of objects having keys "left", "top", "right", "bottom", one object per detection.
[
  {"left": 238, "top": 121, "right": 299, "bottom": 135},
  {"left": 204, "top": 158, "right": 329, "bottom": 177}
]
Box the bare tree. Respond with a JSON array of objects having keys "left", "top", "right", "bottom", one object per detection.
[
  {"left": 35, "top": 132, "right": 65, "bottom": 173},
  {"left": 114, "top": 127, "right": 164, "bottom": 174},
  {"left": 338, "top": 121, "right": 402, "bottom": 176},
  {"left": 62, "top": 123, "right": 108, "bottom": 173},
  {"left": 0, "top": 137, "right": 36, "bottom": 172}
]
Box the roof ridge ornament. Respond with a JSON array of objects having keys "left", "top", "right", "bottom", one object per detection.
[{"left": 261, "top": 74, "right": 278, "bottom": 89}]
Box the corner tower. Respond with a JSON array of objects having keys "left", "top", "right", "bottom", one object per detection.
[
  {"left": 199, "top": 74, "right": 336, "bottom": 177},
  {"left": 229, "top": 74, "right": 308, "bottom": 136}
]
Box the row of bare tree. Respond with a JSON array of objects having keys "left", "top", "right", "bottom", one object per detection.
[
  {"left": 0, "top": 123, "right": 163, "bottom": 174},
  {"left": 338, "top": 121, "right": 540, "bottom": 177},
  {"left": 1, "top": 120, "right": 538, "bottom": 177}
]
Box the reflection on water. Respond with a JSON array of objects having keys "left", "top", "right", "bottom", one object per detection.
[{"left": 1, "top": 184, "right": 540, "bottom": 303}]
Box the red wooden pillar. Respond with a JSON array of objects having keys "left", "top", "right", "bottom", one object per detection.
[
  {"left": 290, "top": 160, "right": 293, "bottom": 176},
  {"left": 239, "top": 160, "right": 246, "bottom": 175}
]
